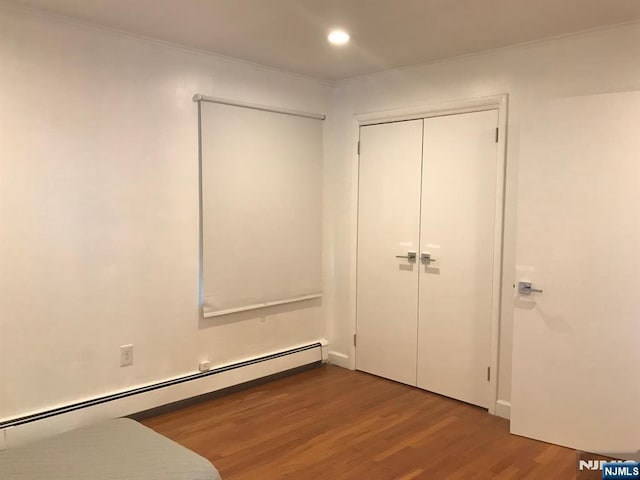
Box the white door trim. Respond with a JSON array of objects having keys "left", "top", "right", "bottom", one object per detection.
[{"left": 348, "top": 94, "right": 508, "bottom": 416}]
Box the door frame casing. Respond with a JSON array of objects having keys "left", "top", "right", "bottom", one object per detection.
[{"left": 348, "top": 94, "right": 508, "bottom": 415}]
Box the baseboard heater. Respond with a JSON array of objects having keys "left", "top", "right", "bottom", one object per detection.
[{"left": 0, "top": 340, "right": 326, "bottom": 448}]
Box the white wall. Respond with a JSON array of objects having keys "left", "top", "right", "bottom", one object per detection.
[
  {"left": 0, "top": 5, "right": 329, "bottom": 421},
  {"left": 324, "top": 22, "right": 640, "bottom": 408}
]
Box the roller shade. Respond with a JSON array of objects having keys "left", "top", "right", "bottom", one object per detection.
[{"left": 199, "top": 99, "right": 323, "bottom": 317}]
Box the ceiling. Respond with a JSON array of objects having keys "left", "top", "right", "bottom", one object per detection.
[{"left": 8, "top": 0, "right": 640, "bottom": 81}]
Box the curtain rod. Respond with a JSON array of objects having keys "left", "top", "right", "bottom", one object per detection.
[{"left": 192, "top": 94, "right": 326, "bottom": 121}]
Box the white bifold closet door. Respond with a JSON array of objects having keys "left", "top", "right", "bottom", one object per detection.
[
  {"left": 356, "top": 120, "right": 423, "bottom": 386},
  {"left": 356, "top": 110, "right": 499, "bottom": 408},
  {"left": 417, "top": 110, "right": 499, "bottom": 408}
]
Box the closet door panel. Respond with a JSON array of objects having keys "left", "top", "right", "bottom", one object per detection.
[
  {"left": 417, "top": 110, "right": 499, "bottom": 407},
  {"left": 356, "top": 120, "right": 423, "bottom": 386}
]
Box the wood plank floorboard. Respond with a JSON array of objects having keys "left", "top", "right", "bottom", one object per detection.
[{"left": 142, "top": 365, "right": 576, "bottom": 479}]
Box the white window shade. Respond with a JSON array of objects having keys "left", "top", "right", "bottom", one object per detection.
[{"left": 199, "top": 100, "right": 323, "bottom": 317}]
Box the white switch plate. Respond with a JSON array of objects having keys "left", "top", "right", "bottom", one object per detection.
[{"left": 120, "top": 344, "right": 133, "bottom": 367}]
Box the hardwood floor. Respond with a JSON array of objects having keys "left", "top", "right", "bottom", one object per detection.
[{"left": 142, "top": 365, "right": 576, "bottom": 479}]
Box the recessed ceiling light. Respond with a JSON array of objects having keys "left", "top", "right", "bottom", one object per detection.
[{"left": 328, "top": 30, "right": 350, "bottom": 46}]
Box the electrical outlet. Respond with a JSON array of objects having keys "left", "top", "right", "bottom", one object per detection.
[{"left": 120, "top": 344, "right": 133, "bottom": 367}]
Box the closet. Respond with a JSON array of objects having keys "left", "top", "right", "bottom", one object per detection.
[{"left": 356, "top": 109, "right": 500, "bottom": 408}]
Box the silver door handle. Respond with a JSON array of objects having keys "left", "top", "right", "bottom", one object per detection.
[
  {"left": 518, "top": 281, "right": 543, "bottom": 295},
  {"left": 396, "top": 251, "right": 417, "bottom": 261},
  {"left": 420, "top": 252, "right": 437, "bottom": 264}
]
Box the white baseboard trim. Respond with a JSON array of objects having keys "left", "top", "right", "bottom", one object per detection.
[
  {"left": 495, "top": 399, "right": 511, "bottom": 419},
  {"left": 328, "top": 351, "right": 350, "bottom": 369},
  {"left": 2, "top": 341, "right": 324, "bottom": 448}
]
